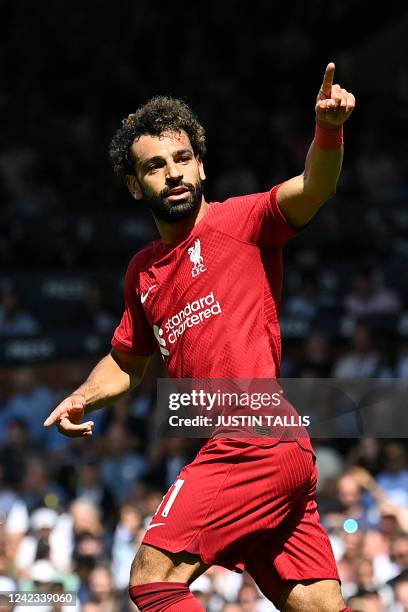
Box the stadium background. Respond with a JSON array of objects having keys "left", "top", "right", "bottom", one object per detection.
[{"left": 1, "top": 2, "right": 408, "bottom": 610}]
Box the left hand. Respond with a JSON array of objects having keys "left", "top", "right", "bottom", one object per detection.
[
  {"left": 44, "top": 393, "right": 94, "bottom": 438},
  {"left": 315, "top": 62, "right": 355, "bottom": 128}
]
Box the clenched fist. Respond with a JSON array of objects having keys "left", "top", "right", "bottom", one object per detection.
[{"left": 44, "top": 393, "right": 94, "bottom": 438}]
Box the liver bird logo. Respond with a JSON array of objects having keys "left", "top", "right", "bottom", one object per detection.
[{"left": 187, "top": 239, "right": 206, "bottom": 277}]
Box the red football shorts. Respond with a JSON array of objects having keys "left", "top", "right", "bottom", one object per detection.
[{"left": 143, "top": 438, "right": 339, "bottom": 605}]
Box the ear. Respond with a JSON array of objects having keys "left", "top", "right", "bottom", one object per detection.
[
  {"left": 126, "top": 174, "right": 143, "bottom": 200},
  {"left": 197, "top": 157, "right": 206, "bottom": 181}
]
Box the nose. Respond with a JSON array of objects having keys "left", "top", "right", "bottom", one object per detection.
[{"left": 166, "top": 161, "right": 183, "bottom": 182}]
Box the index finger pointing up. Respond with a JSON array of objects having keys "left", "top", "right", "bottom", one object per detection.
[{"left": 321, "top": 62, "right": 335, "bottom": 97}]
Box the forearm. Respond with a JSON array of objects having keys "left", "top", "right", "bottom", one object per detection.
[
  {"left": 277, "top": 123, "right": 345, "bottom": 228},
  {"left": 278, "top": 62, "right": 354, "bottom": 227},
  {"left": 73, "top": 352, "right": 139, "bottom": 413},
  {"left": 303, "top": 123, "right": 344, "bottom": 204}
]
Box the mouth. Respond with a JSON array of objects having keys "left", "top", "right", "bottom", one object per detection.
[{"left": 166, "top": 186, "right": 191, "bottom": 201}]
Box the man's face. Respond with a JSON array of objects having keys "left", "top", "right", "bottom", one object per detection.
[
  {"left": 338, "top": 475, "right": 361, "bottom": 507},
  {"left": 392, "top": 537, "right": 408, "bottom": 569},
  {"left": 128, "top": 130, "right": 205, "bottom": 223}
]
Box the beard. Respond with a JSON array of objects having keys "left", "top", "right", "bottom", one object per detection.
[{"left": 141, "top": 179, "right": 204, "bottom": 224}]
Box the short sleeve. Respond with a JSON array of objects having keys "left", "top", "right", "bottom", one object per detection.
[
  {"left": 256, "top": 183, "right": 300, "bottom": 248},
  {"left": 212, "top": 183, "right": 299, "bottom": 248},
  {"left": 111, "top": 262, "right": 157, "bottom": 357}
]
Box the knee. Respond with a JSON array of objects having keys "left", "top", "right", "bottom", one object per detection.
[
  {"left": 129, "top": 544, "right": 207, "bottom": 587},
  {"left": 280, "top": 579, "right": 345, "bottom": 612}
]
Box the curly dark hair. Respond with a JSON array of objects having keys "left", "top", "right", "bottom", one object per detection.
[{"left": 109, "top": 96, "right": 206, "bottom": 180}]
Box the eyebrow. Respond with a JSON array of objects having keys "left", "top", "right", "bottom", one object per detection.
[{"left": 140, "top": 148, "right": 193, "bottom": 169}]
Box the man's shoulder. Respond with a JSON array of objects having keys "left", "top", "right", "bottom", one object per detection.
[
  {"left": 126, "top": 240, "right": 163, "bottom": 275},
  {"left": 208, "top": 185, "right": 282, "bottom": 221},
  {"left": 210, "top": 188, "right": 275, "bottom": 209}
]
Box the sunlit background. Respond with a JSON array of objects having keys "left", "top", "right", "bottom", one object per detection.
[{"left": 1, "top": 3, "right": 408, "bottom": 610}]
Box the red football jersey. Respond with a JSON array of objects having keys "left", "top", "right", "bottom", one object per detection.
[
  {"left": 112, "top": 184, "right": 295, "bottom": 378},
  {"left": 112, "top": 184, "right": 313, "bottom": 450}
]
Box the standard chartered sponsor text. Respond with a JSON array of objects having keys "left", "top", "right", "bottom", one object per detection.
[{"left": 165, "top": 291, "right": 222, "bottom": 344}]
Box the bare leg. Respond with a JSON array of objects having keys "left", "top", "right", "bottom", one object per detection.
[
  {"left": 130, "top": 543, "right": 210, "bottom": 586},
  {"left": 278, "top": 579, "right": 346, "bottom": 612}
]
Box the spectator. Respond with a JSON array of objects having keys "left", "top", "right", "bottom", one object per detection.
[
  {"left": 71, "top": 281, "right": 116, "bottom": 335},
  {"left": 344, "top": 269, "right": 400, "bottom": 320},
  {"left": 335, "top": 471, "right": 378, "bottom": 530},
  {"left": 394, "top": 578, "right": 408, "bottom": 611},
  {"left": 347, "top": 590, "right": 386, "bottom": 611},
  {"left": 332, "top": 323, "right": 380, "bottom": 378},
  {"left": 362, "top": 530, "right": 399, "bottom": 586},
  {"left": 15, "top": 507, "right": 59, "bottom": 579},
  {"left": 81, "top": 602, "right": 102, "bottom": 612},
  {"left": 337, "top": 530, "right": 365, "bottom": 599},
  {"left": 148, "top": 438, "right": 195, "bottom": 490},
  {"left": 301, "top": 331, "right": 334, "bottom": 376},
  {"left": 0, "top": 288, "right": 39, "bottom": 337},
  {"left": 20, "top": 457, "right": 67, "bottom": 513},
  {"left": 0, "top": 418, "right": 31, "bottom": 486},
  {"left": 69, "top": 499, "right": 104, "bottom": 542},
  {"left": 388, "top": 535, "right": 408, "bottom": 587},
  {"left": 74, "top": 458, "right": 116, "bottom": 528},
  {"left": 285, "top": 274, "right": 320, "bottom": 321},
  {"left": 100, "top": 423, "right": 146, "bottom": 503},
  {"left": 2, "top": 369, "right": 54, "bottom": 445},
  {"left": 111, "top": 504, "right": 142, "bottom": 590},
  {"left": 0, "top": 463, "right": 29, "bottom": 556},
  {"left": 237, "top": 583, "right": 263, "bottom": 612},
  {"left": 354, "top": 557, "right": 381, "bottom": 594},
  {"left": 87, "top": 565, "right": 117, "bottom": 612},
  {"left": 356, "top": 136, "right": 401, "bottom": 201},
  {"left": 376, "top": 443, "right": 408, "bottom": 507}
]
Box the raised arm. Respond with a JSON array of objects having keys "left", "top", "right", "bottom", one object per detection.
[
  {"left": 277, "top": 62, "right": 355, "bottom": 228},
  {"left": 43, "top": 349, "right": 150, "bottom": 437}
]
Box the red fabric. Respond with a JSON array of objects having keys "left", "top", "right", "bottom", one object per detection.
[
  {"left": 112, "top": 184, "right": 313, "bottom": 449},
  {"left": 143, "top": 440, "right": 339, "bottom": 606},
  {"left": 112, "top": 184, "right": 296, "bottom": 378},
  {"left": 340, "top": 609, "right": 352, "bottom": 612},
  {"left": 129, "top": 582, "right": 204, "bottom": 611},
  {"left": 314, "top": 123, "right": 344, "bottom": 150}
]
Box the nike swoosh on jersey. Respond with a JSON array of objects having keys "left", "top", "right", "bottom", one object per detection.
[
  {"left": 146, "top": 522, "right": 166, "bottom": 530},
  {"left": 141, "top": 284, "right": 157, "bottom": 304}
]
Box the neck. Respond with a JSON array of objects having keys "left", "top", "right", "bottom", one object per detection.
[{"left": 154, "top": 198, "right": 209, "bottom": 244}]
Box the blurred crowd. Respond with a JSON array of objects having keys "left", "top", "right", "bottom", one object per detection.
[
  {"left": 2, "top": 1, "right": 408, "bottom": 610},
  {"left": 0, "top": 369, "right": 408, "bottom": 610}
]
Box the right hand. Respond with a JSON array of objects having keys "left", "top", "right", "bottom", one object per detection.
[
  {"left": 43, "top": 393, "right": 94, "bottom": 437},
  {"left": 315, "top": 62, "right": 355, "bottom": 128}
]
